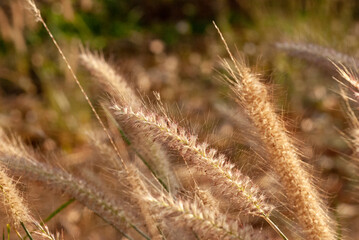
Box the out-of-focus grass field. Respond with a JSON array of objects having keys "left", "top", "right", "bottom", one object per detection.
[{"left": 1, "top": 0, "right": 359, "bottom": 239}]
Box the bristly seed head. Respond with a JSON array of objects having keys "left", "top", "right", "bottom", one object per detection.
[{"left": 113, "top": 105, "right": 274, "bottom": 218}]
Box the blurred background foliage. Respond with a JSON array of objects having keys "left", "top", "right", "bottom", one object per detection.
[
  {"left": 1, "top": 0, "right": 359, "bottom": 239},
  {"left": 1, "top": 0, "right": 357, "bottom": 150}
]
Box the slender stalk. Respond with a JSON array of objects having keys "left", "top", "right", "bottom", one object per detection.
[
  {"left": 6, "top": 225, "right": 10, "bottom": 240},
  {"left": 20, "top": 222, "right": 33, "bottom": 240},
  {"left": 43, "top": 198, "right": 75, "bottom": 223},
  {"left": 130, "top": 224, "right": 151, "bottom": 240},
  {"left": 25, "top": 0, "right": 127, "bottom": 170},
  {"left": 264, "top": 216, "right": 288, "bottom": 240}
]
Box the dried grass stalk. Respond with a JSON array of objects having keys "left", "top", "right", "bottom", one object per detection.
[
  {"left": 0, "top": 131, "right": 134, "bottom": 234},
  {"left": 216, "top": 26, "right": 334, "bottom": 239},
  {"left": 113, "top": 106, "right": 273, "bottom": 218},
  {"left": 144, "top": 193, "right": 263, "bottom": 240},
  {"left": 335, "top": 63, "right": 359, "bottom": 98},
  {"left": 25, "top": 0, "right": 126, "bottom": 169},
  {"left": 0, "top": 164, "right": 33, "bottom": 227},
  {"left": 276, "top": 42, "right": 358, "bottom": 73},
  {"left": 0, "top": 149, "right": 57, "bottom": 239},
  {"left": 80, "top": 50, "right": 143, "bottom": 111},
  {"left": 81, "top": 50, "right": 179, "bottom": 192},
  {"left": 336, "top": 66, "right": 359, "bottom": 157},
  {"left": 126, "top": 165, "right": 162, "bottom": 240}
]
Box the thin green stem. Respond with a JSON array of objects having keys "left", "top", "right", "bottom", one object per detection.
[
  {"left": 6, "top": 225, "right": 10, "bottom": 240},
  {"left": 130, "top": 224, "right": 151, "bottom": 240},
  {"left": 20, "top": 222, "right": 33, "bottom": 240},
  {"left": 43, "top": 198, "right": 75, "bottom": 223},
  {"left": 133, "top": 149, "right": 169, "bottom": 192},
  {"left": 93, "top": 213, "right": 136, "bottom": 240}
]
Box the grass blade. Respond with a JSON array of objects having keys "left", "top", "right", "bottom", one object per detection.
[
  {"left": 20, "top": 222, "right": 33, "bottom": 240},
  {"left": 43, "top": 198, "right": 75, "bottom": 223}
]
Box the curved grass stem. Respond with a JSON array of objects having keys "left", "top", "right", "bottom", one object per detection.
[{"left": 262, "top": 215, "right": 288, "bottom": 240}]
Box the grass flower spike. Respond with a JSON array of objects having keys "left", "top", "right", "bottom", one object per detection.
[{"left": 214, "top": 23, "right": 334, "bottom": 240}]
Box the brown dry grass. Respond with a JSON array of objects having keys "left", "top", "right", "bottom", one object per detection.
[{"left": 2, "top": 0, "right": 359, "bottom": 240}]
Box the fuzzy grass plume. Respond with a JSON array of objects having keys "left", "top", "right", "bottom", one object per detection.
[
  {"left": 111, "top": 105, "right": 289, "bottom": 239},
  {"left": 144, "top": 193, "right": 263, "bottom": 240},
  {"left": 215, "top": 23, "right": 334, "bottom": 240},
  {"left": 79, "top": 49, "right": 143, "bottom": 111},
  {"left": 0, "top": 130, "right": 138, "bottom": 237},
  {"left": 81, "top": 50, "right": 179, "bottom": 193},
  {"left": 0, "top": 139, "right": 58, "bottom": 239},
  {"left": 276, "top": 42, "right": 358, "bottom": 74},
  {"left": 113, "top": 106, "right": 273, "bottom": 217},
  {"left": 0, "top": 164, "right": 33, "bottom": 227}
]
